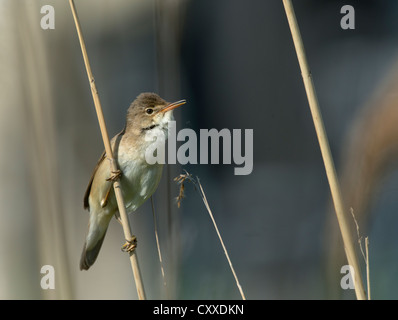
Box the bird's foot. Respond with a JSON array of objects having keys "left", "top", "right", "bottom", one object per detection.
[
  {"left": 106, "top": 169, "right": 122, "bottom": 182},
  {"left": 121, "top": 236, "right": 137, "bottom": 253}
]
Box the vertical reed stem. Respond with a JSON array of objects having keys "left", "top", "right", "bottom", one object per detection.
[
  {"left": 365, "top": 237, "right": 370, "bottom": 300},
  {"left": 69, "top": 0, "right": 146, "bottom": 299},
  {"left": 282, "top": 0, "right": 366, "bottom": 300}
]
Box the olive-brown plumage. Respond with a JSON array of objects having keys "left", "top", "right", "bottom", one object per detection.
[{"left": 80, "top": 92, "right": 185, "bottom": 270}]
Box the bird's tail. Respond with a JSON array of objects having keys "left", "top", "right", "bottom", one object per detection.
[{"left": 80, "top": 218, "right": 110, "bottom": 270}]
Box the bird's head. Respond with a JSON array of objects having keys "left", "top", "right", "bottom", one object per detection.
[{"left": 126, "top": 92, "right": 186, "bottom": 136}]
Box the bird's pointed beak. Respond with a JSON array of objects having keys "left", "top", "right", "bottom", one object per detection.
[{"left": 160, "top": 99, "right": 186, "bottom": 113}]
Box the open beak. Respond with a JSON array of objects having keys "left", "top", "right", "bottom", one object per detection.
[{"left": 160, "top": 99, "right": 186, "bottom": 113}]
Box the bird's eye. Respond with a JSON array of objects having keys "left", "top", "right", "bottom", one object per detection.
[{"left": 146, "top": 108, "right": 154, "bottom": 115}]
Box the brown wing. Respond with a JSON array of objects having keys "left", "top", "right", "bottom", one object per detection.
[
  {"left": 83, "top": 150, "right": 106, "bottom": 210},
  {"left": 83, "top": 128, "right": 126, "bottom": 210}
]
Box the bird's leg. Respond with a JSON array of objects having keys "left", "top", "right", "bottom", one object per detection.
[
  {"left": 101, "top": 170, "right": 122, "bottom": 208},
  {"left": 121, "top": 235, "right": 137, "bottom": 253},
  {"left": 106, "top": 169, "right": 122, "bottom": 182},
  {"left": 114, "top": 211, "right": 123, "bottom": 225}
]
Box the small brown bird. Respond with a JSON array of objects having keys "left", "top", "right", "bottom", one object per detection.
[{"left": 80, "top": 92, "right": 186, "bottom": 270}]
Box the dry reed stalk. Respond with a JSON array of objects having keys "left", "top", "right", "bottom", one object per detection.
[
  {"left": 350, "top": 208, "right": 366, "bottom": 261},
  {"left": 154, "top": 0, "right": 185, "bottom": 299},
  {"left": 175, "top": 172, "right": 246, "bottom": 300},
  {"left": 365, "top": 237, "right": 370, "bottom": 300},
  {"left": 282, "top": 0, "right": 366, "bottom": 300},
  {"left": 351, "top": 209, "right": 371, "bottom": 299},
  {"left": 69, "top": 0, "right": 146, "bottom": 299},
  {"left": 18, "top": 3, "right": 72, "bottom": 298},
  {"left": 150, "top": 196, "right": 167, "bottom": 289}
]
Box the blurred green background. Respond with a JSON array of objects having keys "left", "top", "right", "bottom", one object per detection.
[{"left": 2, "top": 0, "right": 398, "bottom": 299}]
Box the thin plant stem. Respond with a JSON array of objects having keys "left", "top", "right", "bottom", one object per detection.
[
  {"left": 151, "top": 196, "right": 167, "bottom": 289},
  {"left": 282, "top": 0, "right": 366, "bottom": 300},
  {"left": 197, "top": 180, "right": 246, "bottom": 300},
  {"left": 365, "top": 237, "right": 370, "bottom": 300},
  {"left": 175, "top": 172, "right": 246, "bottom": 300},
  {"left": 350, "top": 208, "right": 371, "bottom": 299},
  {"left": 69, "top": 0, "right": 146, "bottom": 299}
]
